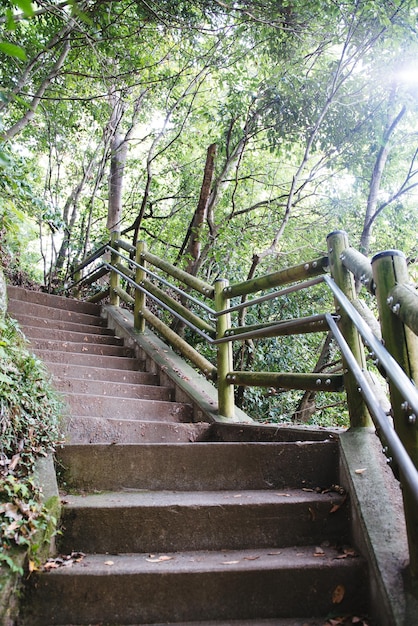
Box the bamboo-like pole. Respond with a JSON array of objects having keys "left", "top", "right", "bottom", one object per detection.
[
  {"left": 142, "top": 250, "right": 214, "bottom": 298},
  {"left": 142, "top": 279, "right": 215, "bottom": 336},
  {"left": 142, "top": 308, "right": 217, "bottom": 380},
  {"left": 215, "top": 279, "right": 235, "bottom": 418},
  {"left": 87, "top": 288, "right": 110, "bottom": 303},
  {"left": 218, "top": 314, "right": 327, "bottom": 342},
  {"left": 80, "top": 265, "right": 109, "bottom": 286},
  {"left": 114, "top": 285, "right": 134, "bottom": 306},
  {"left": 326, "top": 231, "right": 371, "bottom": 427},
  {"left": 115, "top": 238, "right": 136, "bottom": 255},
  {"left": 134, "top": 241, "right": 146, "bottom": 333},
  {"left": 372, "top": 250, "right": 418, "bottom": 577},
  {"left": 340, "top": 246, "right": 375, "bottom": 294},
  {"left": 72, "top": 242, "right": 109, "bottom": 275},
  {"left": 389, "top": 283, "right": 418, "bottom": 337},
  {"left": 109, "top": 231, "right": 120, "bottom": 307},
  {"left": 115, "top": 261, "right": 134, "bottom": 279},
  {"left": 224, "top": 257, "right": 328, "bottom": 299},
  {"left": 226, "top": 371, "right": 343, "bottom": 392}
]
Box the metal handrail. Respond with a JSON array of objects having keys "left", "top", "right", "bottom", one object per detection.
[
  {"left": 107, "top": 245, "right": 217, "bottom": 316},
  {"left": 324, "top": 274, "right": 418, "bottom": 418},
  {"left": 214, "top": 276, "right": 325, "bottom": 316},
  {"left": 103, "top": 262, "right": 215, "bottom": 344},
  {"left": 326, "top": 313, "right": 418, "bottom": 507}
]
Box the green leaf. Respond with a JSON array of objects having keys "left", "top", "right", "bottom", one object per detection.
[
  {"left": 0, "top": 151, "right": 11, "bottom": 167},
  {"left": 15, "top": 0, "right": 35, "bottom": 17},
  {"left": 6, "top": 9, "right": 16, "bottom": 31},
  {"left": 0, "top": 42, "right": 27, "bottom": 60},
  {"left": 0, "top": 371, "right": 13, "bottom": 384}
]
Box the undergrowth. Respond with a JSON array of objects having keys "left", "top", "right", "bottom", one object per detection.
[{"left": 0, "top": 315, "right": 63, "bottom": 573}]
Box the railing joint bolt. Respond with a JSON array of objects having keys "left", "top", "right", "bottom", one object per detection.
[
  {"left": 304, "top": 263, "right": 310, "bottom": 270},
  {"left": 386, "top": 296, "right": 393, "bottom": 305},
  {"left": 408, "top": 413, "right": 417, "bottom": 425},
  {"left": 392, "top": 303, "right": 400, "bottom": 314},
  {"left": 325, "top": 378, "right": 331, "bottom": 386},
  {"left": 315, "top": 378, "right": 321, "bottom": 386},
  {"left": 401, "top": 401, "right": 409, "bottom": 411},
  {"left": 312, "top": 261, "right": 317, "bottom": 268}
]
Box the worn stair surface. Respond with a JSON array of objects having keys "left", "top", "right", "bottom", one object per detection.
[
  {"left": 7, "top": 287, "right": 369, "bottom": 625},
  {"left": 7, "top": 286, "right": 205, "bottom": 445}
]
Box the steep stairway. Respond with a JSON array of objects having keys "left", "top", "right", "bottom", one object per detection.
[
  {"left": 6, "top": 287, "right": 369, "bottom": 625},
  {"left": 7, "top": 286, "right": 208, "bottom": 445}
]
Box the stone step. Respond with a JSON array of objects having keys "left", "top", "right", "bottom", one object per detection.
[
  {"left": 8, "top": 298, "right": 106, "bottom": 326},
  {"left": 22, "top": 325, "right": 124, "bottom": 346},
  {"left": 46, "top": 362, "right": 155, "bottom": 385},
  {"left": 64, "top": 417, "right": 210, "bottom": 444},
  {"left": 29, "top": 337, "right": 134, "bottom": 357},
  {"left": 35, "top": 349, "right": 141, "bottom": 370},
  {"left": 116, "top": 612, "right": 336, "bottom": 626},
  {"left": 58, "top": 488, "right": 350, "bottom": 554},
  {"left": 9, "top": 312, "right": 114, "bottom": 335},
  {"left": 7, "top": 285, "right": 101, "bottom": 315},
  {"left": 57, "top": 441, "right": 339, "bottom": 492},
  {"left": 21, "top": 546, "right": 367, "bottom": 625},
  {"left": 54, "top": 376, "right": 171, "bottom": 401},
  {"left": 63, "top": 392, "right": 192, "bottom": 422}
]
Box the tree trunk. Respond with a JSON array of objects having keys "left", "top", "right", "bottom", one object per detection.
[
  {"left": 179, "top": 143, "right": 216, "bottom": 273},
  {"left": 360, "top": 103, "right": 406, "bottom": 255},
  {"left": 107, "top": 132, "right": 128, "bottom": 232},
  {"left": 292, "top": 332, "right": 334, "bottom": 423}
]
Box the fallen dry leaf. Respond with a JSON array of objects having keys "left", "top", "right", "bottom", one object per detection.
[
  {"left": 146, "top": 555, "right": 174, "bottom": 563},
  {"left": 275, "top": 493, "right": 291, "bottom": 497},
  {"left": 42, "top": 551, "right": 85, "bottom": 571},
  {"left": 329, "top": 496, "right": 347, "bottom": 514},
  {"left": 336, "top": 547, "right": 358, "bottom": 560},
  {"left": 222, "top": 560, "right": 240, "bottom": 564},
  {"left": 243, "top": 555, "right": 260, "bottom": 561},
  {"left": 332, "top": 584, "right": 346, "bottom": 604},
  {"left": 314, "top": 547, "right": 325, "bottom": 557},
  {"left": 355, "top": 468, "right": 367, "bottom": 475},
  {"left": 104, "top": 560, "right": 114, "bottom": 566}
]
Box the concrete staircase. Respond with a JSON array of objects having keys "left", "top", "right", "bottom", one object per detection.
[{"left": 7, "top": 287, "right": 369, "bottom": 625}]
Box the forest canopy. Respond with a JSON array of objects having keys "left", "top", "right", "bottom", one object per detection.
[
  {"left": 1, "top": 0, "right": 418, "bottom": 424},
  {"left": 1, "top": 0, "right": 417, "bottom": 286}
]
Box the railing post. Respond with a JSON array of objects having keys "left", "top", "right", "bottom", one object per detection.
[
  {"left": 134, "top": 240, "right": 146, "bottom": 333},
  {"left": 214, "top": 278, "right": 235, "bottom": 418},
  {"left": 372, "top": 250, "right": 418, "bottom": 577},
  {"left": 109, "top": 231, "right": 120, "bottom": 306},
  {"left": 326, "top": 230, "right": 372, "bottom": 427}
]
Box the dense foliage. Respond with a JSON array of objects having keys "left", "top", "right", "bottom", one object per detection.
[{"left": 0, "top": 310, "right": 63, "bottom": 572}]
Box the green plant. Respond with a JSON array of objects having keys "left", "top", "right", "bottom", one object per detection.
[{"left": 0, "top": 314, "right": 63, "bottom": 572}]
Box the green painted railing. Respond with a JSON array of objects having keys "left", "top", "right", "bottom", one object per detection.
[{"left": 70, "top": 229, "right": 418, "bottom": 576}]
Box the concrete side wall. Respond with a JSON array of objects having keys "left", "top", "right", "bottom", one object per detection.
[{"left": 339, "top": 428, "right": 417, "bottom": 626}]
